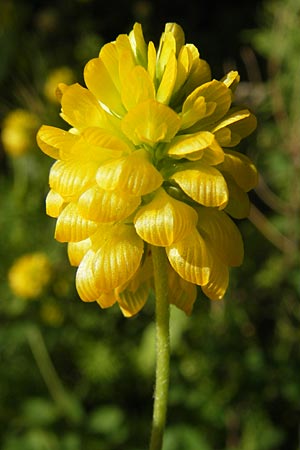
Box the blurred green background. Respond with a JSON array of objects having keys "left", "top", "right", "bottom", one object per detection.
[{"left": 0, "top": 0, "right": 300, "bottom": 449}]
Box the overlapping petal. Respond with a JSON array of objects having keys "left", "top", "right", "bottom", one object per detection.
[
  {"left": 218, "top": 149, "right": 258, "bottom": 192},
  {"left": 78, "top": 185, "right": 141, "bottom": 223},
  {"left": 121, "top": 66, "right": 155, "bottom": 110},
  {"left": 84, "top": 57, "right": 125, "bottom": 116},
  {"left": 121, "top": 99, "right": 181, "bottom": 145},
  {"left": 37, "top": 125, "right": 78, "bottom": 159},
  {"left": 170, "top": 163, "right": 228, "bottom": 207},
  {"left": 166, "top": 131, "right": 224, "bottom": 163},
  {"left": 55, "top": 202, "right": 98, "bottom": 242},
  {"left": 166, "top": 227, "right": 211, "bottom": 286},
  {"left": 168, "top": 266, "right": 197, "bottom": 315},
  {"left": 134, "top": 188, "right": 198, "bottom": 246},
  {"left": 60, "top": 83, "right": 109, "bottom": 130},
  {"left": 201, "top": 256, "right": 229, "bottom": 300},
  {"left": 49, "top": 159, "right": 98, "bottom": 200},
  {"left": 223, "top": 174, "right": 251, "bottom": 218},
  {"left": 45, "top": 189, "right": 65, "bottom": 218},
  {"left": 181, "top": 80, "right": 232, "bottom": 130},
  {"left": 197, "top": 207, "right": 244, "bottom": 266},
  {"left": 96, "top": 148, "right": 163, "bottom": 195},
  {"left": 68, "top": 238, "right": 92, "bottom": 266},
  {"left": 91, "top": 224, "right": 144, "bottom": 292}
]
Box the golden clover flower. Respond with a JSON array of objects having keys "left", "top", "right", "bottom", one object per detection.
[
  {"left": 8, "top": 252, "right": 52, "bottom": 299},
  {"left": 37, "top": 23, "right": 258, "bottom": 317},
  {"left": 2, "top": 109, "right": 40, "bottom": 157}
]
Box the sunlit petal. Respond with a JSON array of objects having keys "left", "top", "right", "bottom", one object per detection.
[
  {"left": 37, "top": 125, "right": 78, "bottom": 159},
  {"left": 92, "top": 224, "right": 144, "bottom": 291},
  {"left": 171, "top": 163, "right": 228, "bottom": 207},
  {"left": 78, "top": 185, "right": 141, "bottom": 222},
  {"left": 129, "top": 22, "right": 148, "bottom": 66},
  {"left": 60, "top": 83, "right": 108, "bottom": 130},
  {"left": 55, "top": 202, "right": 98, "bottom": 242},
  {"left": 76, "top": 249, "right": 101, "bottom": 301},
  {"left": 84, "top": 57, "right": 125, "bottom": 116},
  {"left": 134, "top": 188, "right": 198, "bottom": 246},
  {"left": 96, "top": 148, "right": 163, "bottom": 195},
  {"left": 121, "top": 66, "right": 155, "bottom": 110},
  {"left": 45, "top": 189, "right": 65, "bottom": 218},
  {"left": 121, "top": 99, "right": 181, "bottom": 145},
  {"left": 49, "top": 160, "right": 97, "bottom": 200},
  {"left": 68, "top": 238, "right": 92, "bottom": 266},
  {"left": 166, "top": 227, "right": 211, "bottom": 285},
  {"left": 201, "top": 257, "right": 229, "bottom": 300},
  {"left": 166, "top": 131, "right": 224, "bottom": 163}
]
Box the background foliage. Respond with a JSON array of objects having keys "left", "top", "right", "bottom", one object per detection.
[{"left": 0, "top": 0, "right": 299, "bottom": 449}]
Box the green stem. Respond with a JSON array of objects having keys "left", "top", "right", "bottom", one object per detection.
[
  {"left": 26, "top": 325, "right": 82, "bottom": 423},
  {"left": 149, "top": 245, "right": 170, "bottom": 450}
]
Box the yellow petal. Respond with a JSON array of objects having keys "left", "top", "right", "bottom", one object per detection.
[
  {"left": 166, "top": 131, "right": 224, "bottom": 163},
  {"left": 221, "top": 70, "right": 240, "bottom": 92},
  {"left": 84, "top": 57, "right": 125, "bottom": 116},
  {"left": 197, "top": 208, "right": 244, "bottom": 266},
  {"left": 121, "top": 66, "right": 155, "bottom": 111},
  {"left": 164, "top": 23, "right": 185, "bottom": 55},
  {"left": 218, "top": 149, "right": 258, "bottom": 192},
  {"left": 98, "top": 42, "right": 120, "bottom": 90},
  {"left": 156, "top": 31, "right": 176, "bottom": 79},
  {"left": 121, "top": 99, "right": 181, "bottom": 145},
  {"left": 37, "top": 125, "right": 78, "bottom": 159},
  {"left": 171, "top": 163, "right": 228, "bottom": 207},
  {"left": 134, "top": 188, "right": 198, "bottom": 246},
  {"left": 173, "top": 45, "right": 192, "bottom": 95},
  {"left": 118, "top": 280, "right": 150, "bottom": 317},
  {"left": 68, "top": 238, "right": 92, "bottom": 266},
  {"left": 75, "top": 249, "right": 101, "bottom": 301},
  {"left": 177, "top": 51, "right": 211, "bottom": 102},
  {"left": 180, "top": 94, "right": 208, "bottom": 129},
  {"left": 147, "top": 41, "right": 157, "bottom": 83},
  {"left": 201, "top": 257, "right": 229, "bottom": 300},
  {"left": 45, "top": 189, "right": 65, "bottom": 217},
  {"left": 96, "top": 148, "right": 163, "bottom": 195},
  {"left": 156, "top": 51, "right": 177, "bottom": 104},
  {"left": 224, "top": 174, "right": 250, "bottom": 219},
  {"left": 49, "top": 160, "right": 97, "bottom": 200},
  {"left": 184, "top": 80, "right": 232, "bottom": 131},
  {"left": 78, "top": 185, "right": 140, "bottom": 222},
  {"left": 168, "top": 266, "right": 197, "bottom": 315},
  {"left": 129, "top": 22, "right": 148, "bottom": 66},
  {"left": 92, "top": 224, "right": 144, "bottom": 291},
  {"left": 212, "top": 108, "right": 257, "bottom": 146},
  {"left": 60, "top": 83, "right": 108, "bottom": 130},
  {"left": 82, "top": 127, "right": 131, "bottom": 153},
  {"left": 55, "top": 202, "right": 98, "bottom": 242},
  {"left": 97, "top": 291, "right": 117, "bottom": 309},
  {"left": 166, "top": 227, "right": 211, "bottom": 285}
]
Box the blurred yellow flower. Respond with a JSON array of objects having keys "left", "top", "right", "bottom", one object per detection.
[
  {"left": 1, "top": 109, "right": 40, "bottom": 157},
  {"left": 8, "top": 252, "right": 51, "bottom": 299},
  {"left": 37, "top": 23, "right": 258, "bottom": 316},
  {"left": 44, "top": 66, "right": 75, "bottom": 103}
]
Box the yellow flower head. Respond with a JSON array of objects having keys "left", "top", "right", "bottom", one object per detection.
[
  {"left": 2, "top": 109, "right": 40, "bottom": 157},
  {"left": 8, "top": 252, "right": 52, "bottom": 299},
  {"left": 37, "top": 23, "right": 258, "bottom": 316}
]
